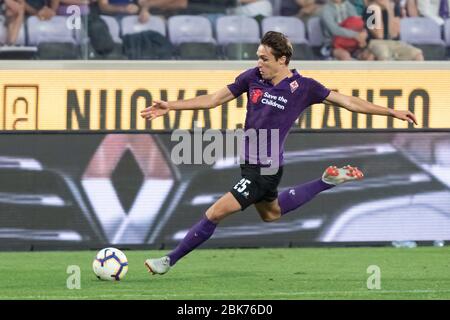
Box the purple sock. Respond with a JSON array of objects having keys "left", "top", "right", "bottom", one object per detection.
[
  {"left": 278, "top": 178, "right": 334, "bottom": 216},
  {"left": 167, "top": 215, "right": 217, "bottom": 266}
]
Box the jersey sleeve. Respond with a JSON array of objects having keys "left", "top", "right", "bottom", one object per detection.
[
  {"left": 227, "top": 68, "right": 255, "bottom": 98},
  {"left": 307, "top": 78, "right": 331, "bottom": 105}
]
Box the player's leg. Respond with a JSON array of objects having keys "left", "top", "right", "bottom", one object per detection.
[
  {"left": 255, "top": 199, "right": 281, "bottom": 222},
  {"left": 144, "top": 192, "right": 241, "bottom": 275},
  {"left": 256, "top": 165, "right": 364, "bottom": 221},
  {"left": 165, "top": 192, "right": 241, "bottom": 265},
  {"left": 255, "top": 175, "right": 333, "bottom": 221},
  {"left": 145, "top": 165, "right": 265, "bottom": 275}
]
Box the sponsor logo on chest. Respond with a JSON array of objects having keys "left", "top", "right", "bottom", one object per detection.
[
  {"left": 250, "top": 88, "right": 264, "bottom": 104},
  {"left": 250, "top": 88, "right": 288, "bottom": 111}
]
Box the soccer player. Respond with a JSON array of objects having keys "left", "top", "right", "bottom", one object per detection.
[{"left": 140, "top": 31, "right": 417, "bottom": 275}]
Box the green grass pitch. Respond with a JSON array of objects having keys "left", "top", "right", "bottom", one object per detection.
[{"left": 0, "top": 247, "right": 449, "bottom": 299}]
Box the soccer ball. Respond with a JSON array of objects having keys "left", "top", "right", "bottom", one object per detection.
[{"left": 92, "top": 247, "right": 128, "bottom": 281}]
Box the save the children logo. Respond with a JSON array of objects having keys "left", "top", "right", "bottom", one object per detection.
[{"left": 250, "top": 88, "right": 264, "bottom": 104}]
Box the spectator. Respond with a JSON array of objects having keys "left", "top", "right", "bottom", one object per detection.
[
  {"left": 280, "top": 0, "right": 324, "bottom": 23},
  {"left": 145, "top": 0, "right": 188, "bottom": 18},
  {"left": 187, "top": 0, "right": 233, "bottom": 15},
  {"left": 363, "top": 0, "right": 424, "bottom": 60},
  {"left": 392, "top": 0, "right": 418, "bottom": 17},
  {"left": 349, "top": 0, "right": 366, "bottom": 15},
  {"left": 297, "top": 0, "right": 324, "bottom": 22},
  {"left": 97, "top": 0, "right": 152, "bottom": 23},
  {"left": 186, "top": 0, "right": 234, "bottom": 28},
  {"left": 228, "top": 0, "right": 273, "bottom": 20},
  {"left": 320, "top": 0, "right": 373, "bottom": 60},
  {"left": 25, "top": 0, "right": 60, "bottom": 20},
  {"left": 417, "top": 0, "right": 449, "bottom": 25},
  {"left": 3, "top": 0, "right": 25, "bottom": 45},
  {"left": 280, "top": 0, "right": 301, "bottom": 15}
]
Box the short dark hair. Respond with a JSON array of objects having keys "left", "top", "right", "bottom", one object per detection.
[{"left": 260, "top": 31, "right": 293, "bottom": 65}]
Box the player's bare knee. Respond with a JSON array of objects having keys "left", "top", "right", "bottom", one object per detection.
[{"left": 205, "top": 205, "right": 225, "bottom": 223}]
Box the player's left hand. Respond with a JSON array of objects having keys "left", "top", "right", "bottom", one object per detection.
[{"left": 392, "top": 110, "right": 418, "bottom": 125}]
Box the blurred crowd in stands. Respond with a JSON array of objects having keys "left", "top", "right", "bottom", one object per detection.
[{"left": 0, "top": 0, "right": 449, "bottom": 60}]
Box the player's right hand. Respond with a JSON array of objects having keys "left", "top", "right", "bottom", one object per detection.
[
  {"left": 140, "top": 100, "right": 170, "bottom": 121},
  {"left": 392, "top": 110, "right": 418, "bottom": 125}
]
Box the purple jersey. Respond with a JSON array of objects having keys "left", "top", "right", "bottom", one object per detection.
[{"left": 227, "top": 67, "right": 331, "bottom": 166}]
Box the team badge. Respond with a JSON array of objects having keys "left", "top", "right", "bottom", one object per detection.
[{"left": 290, "top": 80, "right": 299, "bottom": 93}]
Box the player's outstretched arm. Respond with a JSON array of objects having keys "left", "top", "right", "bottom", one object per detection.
[
  {"left": 324, "top": 91, "right": 418, "bottom": 125},
  {"left": 140, "top": 86, "right": 235, "bottom": 121}
]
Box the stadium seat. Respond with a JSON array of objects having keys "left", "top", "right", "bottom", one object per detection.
[
  {"left": 100, "top": 15, "right": 122, "bottom": 44},
  {"left": 445, "top": 19, "right": 450, "bottom": 58},
  {"left": 400, "top": 17, "right": 446, "bottom": 60},
  {"left": 216, "top": 15, "right": 260, "bottom": 60},
  {"left": 71, "top": 16, "right": 124, "bottom": 60},
  {"left": 307, "top": 16, "right": 324, "bottom": 48},
  {"left": 96, "top": 15, "right": 125, "bottom": 60},
  {"left": 269, "top": 0, "right": 282, "bottom": 16},
  {"left": 27, "top": 16, "right": 79, "bottom": 59},
  {"left": 28, "top": 16, "right": 76, "bottom": 45},
  {"left": 216, "top": 15, "right": 260, "bottom": 45},
  {"left": 445, "top": 19, "right": 450, "bottom": 46},
  {"left": 168, "top": 15, "right": 215, "bottom": 45},
  {"left": 121, "top": 15, "right": 166, "bottom": 36},
  {"left": 262, "top": 16, "right": 314, "bottom": 60},
  {"left": 262, "top": 16, "right": 307, "bottom": 44},
  {"left": 307, "top": 16, "right": 325, "bottom": 58},
  {"left": 120, "top": 15, "right": 172, "bottom": 59},
  {"left": 168, "top": 15, "right": 217, "bottom": 59}
]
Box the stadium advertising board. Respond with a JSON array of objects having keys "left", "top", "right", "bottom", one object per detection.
[
  {"left": 0, "top": 70, "right": 449, "bottom": 130},
  {"left": 0, "top": 132, "right": 449, "bottom": 250}
]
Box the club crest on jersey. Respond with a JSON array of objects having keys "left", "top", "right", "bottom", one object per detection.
[
  {"left": 250, "top": 88, "right": 264, "bottom": 104},
  {"left": 290, "top": 80, "right": 299, "bottom": 93}
]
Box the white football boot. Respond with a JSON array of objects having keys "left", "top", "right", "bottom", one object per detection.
[
  {"left": 322, "top": 165, "right": 364, "bottom": 185},
  {"left": 144, "top": 256, "right": 171, "bottom": 275}
]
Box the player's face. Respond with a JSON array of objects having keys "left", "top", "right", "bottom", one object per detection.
[{"left": 256, "top": 45, "right": 286, "bottom": 81}]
